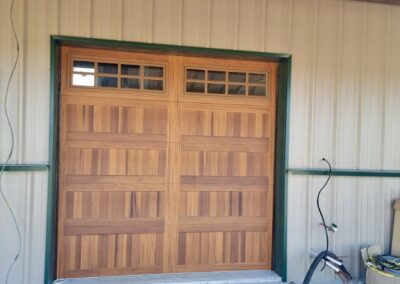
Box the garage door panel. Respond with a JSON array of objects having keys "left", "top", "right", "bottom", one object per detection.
[
  {"left": 181, "top": 151, "right": 270, "bottom": 176},
  {"left": 179, "top": 191, "right": 269, "bottom": 217},
  {"left": 63, "top": 233, "right": 164, "bottom": 276},
  {"left": 180, "top": 108, "right": 272, "bottom": 138},
  {"left": 65, "top": 148, "right": 167, "bottom": 176},
  {"left": 65, "top": 191, "right": 165, "bottom": 219},
  {"left": 66, "top": 103, "right": 168, "bottom": 135},
  {"left": 181, "top": 136, "right": 270, "bottom": 152},
  {"left": 177, "top": 230, "right": 271, "bottom": 266},
  {"left": 58, "top": 47, "right": 276, "bottom": 277},
  {"left": 178, "top": 64, "right": 274, "bottom": 271}
]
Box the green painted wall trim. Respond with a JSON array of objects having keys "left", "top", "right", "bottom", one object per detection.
[
  {"left": 44, "top": 37, "right": 59, "bottom": 284},
  {"left": 0, "top": 164, "right": 48, "bottom": 171},
  {"left": 51, "top": 35, "right": 291, "bottom": 59},
  {"left": 272, "top": 57, "right": 291, "bottom": 282},
  {"left": 288, "top": 168, "right": 400, "bottom": 177},
  {"left": 45, "top": 35, "right": 292, "bottom": 283}
]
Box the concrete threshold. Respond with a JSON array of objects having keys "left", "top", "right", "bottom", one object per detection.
[{"left": 54, "top": 270, "right": 282, "bottom": 284}]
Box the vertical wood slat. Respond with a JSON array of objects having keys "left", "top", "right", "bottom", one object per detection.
[{"left": 163, "top": 55, "right": 181, "bottom": 273}]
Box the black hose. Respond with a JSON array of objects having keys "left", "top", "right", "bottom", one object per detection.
[
  {"left": 303, "top": 159, "right": 352, "bottom": 284},
  {"left": 317, "top": 158, "right": 332, "bottom": 270},
  {"left": 303, "top": 251, "right": 351, "bottom": 284}
]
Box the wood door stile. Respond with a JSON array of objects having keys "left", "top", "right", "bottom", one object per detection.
[
  {"left": 57, "top": 46, "right": 277, "bottom": 278},
  {"left": 163, "top": 55, "right": 181, "bottom": 273}
]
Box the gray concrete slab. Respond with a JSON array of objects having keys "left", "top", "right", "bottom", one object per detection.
[{"left": 54, "top": 270, "right": 282, "bottom": 284}]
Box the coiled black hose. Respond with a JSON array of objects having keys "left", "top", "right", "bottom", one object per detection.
[
  {"left": 303, "top": 251, "right": 351, "bottom": 284},
  {"left": 317, "top": 158, "right": 332, "bottom": 270}
]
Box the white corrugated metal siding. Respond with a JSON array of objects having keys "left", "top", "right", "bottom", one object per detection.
[{"left": 0, "top": 0, "right": 400, "bottom": 283}]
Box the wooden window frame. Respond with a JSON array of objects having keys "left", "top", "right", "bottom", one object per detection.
[{"left": 69, "top": 57, "right": 167, "bottom": 93}]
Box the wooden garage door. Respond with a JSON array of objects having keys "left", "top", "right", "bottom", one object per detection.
[{"left": 57, "top": 46, "right": 277, "bottom": 278}]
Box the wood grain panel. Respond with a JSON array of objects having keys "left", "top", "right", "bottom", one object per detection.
[
  {"left": 66, "top": 104, "right": 168, "bottom": 134},
  {"left": 181, "top": 136, "right": 269, "bottom": 152},
  {"left": 65, "top": 192, "right": 164, "bottom": 218},
  {"left": 180, "top": 183, "right": 267, "bottom": 192},
  {"left": 179, "top": 191, "right": 269, "bottom": 217},
  {"left": 67, "top": 132, "right": 167, "bottom": 150},
  {"left": 181, "top": 176, "right": 269, "bottom": 185},
  {"left": 57, "top": 46, "right": 277, "bottom": 277},
  {"left": 181, "top": 152, "right": 270, "bottom": 177},
  {"left": 65, "top": 175, "right": 165, "bottom": 184},
  {"left": 65, "top": 148, "right": 166, "bottom": 176},
  {"left": 176, "top": 264, "right": 267, "bottom": 273},
  {"left": 176, "top": 58, "right": 276, "bottom": 270},
  {"left": 62, "top": 233, "right": 163, "bottom": 277},
  {"left": 64, "top": 218, "right": 164, "bottom": 235},
  {"left": 180, "top": 110, "right": 272, "bottom": 138},
  {"left": 177, "top": 230, "right": 271, "bottom": 266},
  {"left": 64, "top": 183, "right": 166, "bottom": 192}
]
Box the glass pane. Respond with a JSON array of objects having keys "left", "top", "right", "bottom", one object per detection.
[
  {"left": 187, "top": 69, "right": 205, "bottom": 80},
  {"left": 121, "top": 78, "right": 140, "bottom": 89},
  {"left": 249, "top": 73, "right": 266, "bottom": 84},
  {"left": 144, "top": 79, "right": 163, "bottom": 90},
  {"left": 207, "top": 84, "right": 225, "bottom": 94},
  {"left": 98, "top": 63, "right": 118, "bottom": 74},
  {"left": 208, "top": 71, "right": 225, "bottom": 81},
  {"left": 228, "top": 85, "right": 245, "bottom": 95},
  {"left": 248, "top": 86, "right": 266, "bottom": 96},
  {"left": 121, "top": 64, "right": 140, "bottom": 76},
  {"left": 97, "top": 77, "right": 118, "bottom": 87},
  {"left": 186, "top": 82, "right": 205, "bottom": 93},
  {"left": 228, "top": 72, "right": 246, "bottom": 83},
  {"left": 144, "top": 66, "right": 163, "bottom": 77},
  {"left": 72, "top": 73, "right": 94, "bottom": 86},
  {"left": 73, "top": 61, "right": 94, "bottom": 73}
]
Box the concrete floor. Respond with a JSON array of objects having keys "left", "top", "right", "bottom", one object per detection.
[{"left": 53, "top": 270, "right": 282, "bottom": 284}]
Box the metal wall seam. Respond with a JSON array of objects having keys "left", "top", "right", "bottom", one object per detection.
[
  {"left": 0, "top": 164, "right": 48, "bottom": 171},
  {"left": 288, "top": 168, "right": 400, "bottom": 177}
]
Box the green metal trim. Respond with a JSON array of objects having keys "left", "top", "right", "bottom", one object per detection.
[
  {"left": 44, "top": 36, "right": 59, "bottom": 284},
  {"left": 272, "top": 57, "right": 291, "bottom": 282},
  {"left": 46, "top": 35, "right": 292, "bottom": 283},
  {"left": 51, "top": 35, "right": 291, "bottom": 60},
  {"left": 288, "top": 168, "right": 400, "bottom": 177},
  {"left": 0, "top": 164, "right": 48, "bottom": 171}
]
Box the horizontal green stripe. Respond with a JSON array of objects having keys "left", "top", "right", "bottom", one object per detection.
[
  {"left": 52, "top": 35, "right": 291, "bottom": 60},
  {"left": 288, "top": 168, "right": 400, "bottom": 177},
  {"left": 0, "top": 164, "right": 49, "bottom": 171}
]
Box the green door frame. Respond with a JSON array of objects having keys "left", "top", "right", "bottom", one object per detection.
[{"left": 45, "top": 35, "right": 291, "bottom": 284}]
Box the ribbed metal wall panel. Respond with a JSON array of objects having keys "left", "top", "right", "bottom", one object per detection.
[{"left": 0, "top": 0, "right": 400, "bottom": 283}]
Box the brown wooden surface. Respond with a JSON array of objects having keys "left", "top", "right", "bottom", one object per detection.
[{"left": 57, "top": 46, "right": 277, "bottom": 278}]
